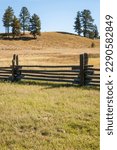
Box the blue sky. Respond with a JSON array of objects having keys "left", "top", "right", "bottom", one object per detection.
[{"left": 0, "top": 0, "right": 100, "bottom": 33}]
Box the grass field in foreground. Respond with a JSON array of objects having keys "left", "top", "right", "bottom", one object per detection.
[{"left": 0, "top": 81, "right": 99, "bottom": 150}]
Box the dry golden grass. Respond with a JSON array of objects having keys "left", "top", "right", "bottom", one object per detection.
[
  {"left": 0, "top": 32, "right": 100, "bottom": 50},
  {"left": 0, "top": 32, "right": 100, "bottom": 67},
  {"left": 0, "top": 82, "right": 99, "bottom": 150}
]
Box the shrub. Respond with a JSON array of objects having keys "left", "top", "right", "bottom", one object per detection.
[{"left": 91, "top": 42, "right": 95, "bottom": 48}]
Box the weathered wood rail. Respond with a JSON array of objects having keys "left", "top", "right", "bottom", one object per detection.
[{"left": 0, "top": 53, "right": 100, "bottom": 86}]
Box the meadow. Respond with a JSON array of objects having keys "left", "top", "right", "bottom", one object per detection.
[{"left": 0, "top": 32, "right": 100, "bottom": 150}]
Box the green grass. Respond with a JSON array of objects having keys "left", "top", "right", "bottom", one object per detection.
[{"left": 0, "top": 81, "right": 99, "bottom": 150}]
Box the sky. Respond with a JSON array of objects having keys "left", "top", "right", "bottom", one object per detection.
[{"left": 0, "top": 0, "right": 100, "bottom": 33}]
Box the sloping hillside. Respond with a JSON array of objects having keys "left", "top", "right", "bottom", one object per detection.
[
  {"left": 0, "top": 32, "right": 100, "bottom": 66},
  {"left": 0, "top": 32, "right": 100, "bottom": 50}
]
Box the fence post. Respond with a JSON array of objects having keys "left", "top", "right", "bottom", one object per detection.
[
  {"left": 79, "top": 53, "right": 89, "bottom": 86},
  {"left": 80, "top": 54, "right": 84, "bottom": 86},
  {"left": 11, "top": 58, "right": 15, "bottom": 82},
  {"left": 16, "top": 55, "right": 19, "bottom": 66},
  {"left": 84, "top": 53, "right": 88, "bottom": 66},
  {"left": 16, "top": 55, "right": 21, "bottom": 81},
  {"left": 13, "top": 54, "right": 16, "bottom": 62},
  {"left": 84, "top": 53, "right": 89, "bottom": 85},
  {"left": 11, "top": 54, "right": 18, "bottom": 82}
]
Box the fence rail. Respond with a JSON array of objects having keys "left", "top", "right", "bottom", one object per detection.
[{"left": 0, "top": 53, "right": 100, "bottom": 86}]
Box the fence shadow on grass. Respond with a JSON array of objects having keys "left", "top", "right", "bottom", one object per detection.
[
  {"left": 0, "top": 80, "right": 100, "bottom": 91},
  {"left": 17, "top": 80, "right": 78, "bottom": 88},
  {"left": 11, "top": 80, "right": 100, "bottom": 91}
]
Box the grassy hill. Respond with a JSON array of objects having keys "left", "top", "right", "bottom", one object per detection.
[
  {"left": 0, "top": 32, "right": 100, "bottom": 67},
  {"left": 0, "top": 32, "right": 100, "bottom": 50}
]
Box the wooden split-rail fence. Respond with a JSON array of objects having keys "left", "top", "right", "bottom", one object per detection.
[{"left": 0, "top": 53, "right": 100, "bottom": 86}]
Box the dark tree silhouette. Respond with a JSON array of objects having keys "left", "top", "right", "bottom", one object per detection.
[
  {"left": 2, "top": 6, "right": 14, "bottom": 36},
  {"left": 29, "top": 14, "right": 41, "bottom": 39},
  {"left": 11, "top": 16, "right": 21, "bottom": 38},
  {"left": 19, "top": 7, "right": 30, "bottom": 34},
  {"left": 74, "top": 11, "right": 82, "bottom": 35},
  {"left": 81, "top": 9, "right": 94, "bottom": 37}
]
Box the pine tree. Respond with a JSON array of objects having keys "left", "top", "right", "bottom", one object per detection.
[
  {"left": 2, "top": 6, "right": 14, "bottom": 36},
  {"left": 30, "top": 14, "right": 41, "bottom": 39},
  {"left": 19, "top": 7, "right": 30, "bottom": 34},
  {"left": 11, "top": 16, "right": 21, "bottom": 39},
  {"left": 88, "top": 30, "right": 95, "bottom": 39},
  {"left": 74, "top": 11, "right": 82, "bottom": 35},
  {"left": 93, "top": 24, "right": 99, "bottom": 38},
  {"left": 81, "top": 9, "right": 94, "bottom": 37}
]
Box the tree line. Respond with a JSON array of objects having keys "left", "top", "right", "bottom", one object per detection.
[
  {"left": 2, "top": 6, "right": 41, "bottom": 39},
  {"left": 1, "top": 7, "right": 99, "bottom": 39},
  {"left": 74, "top": 9, "right": 99, "bottom": 39}
]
